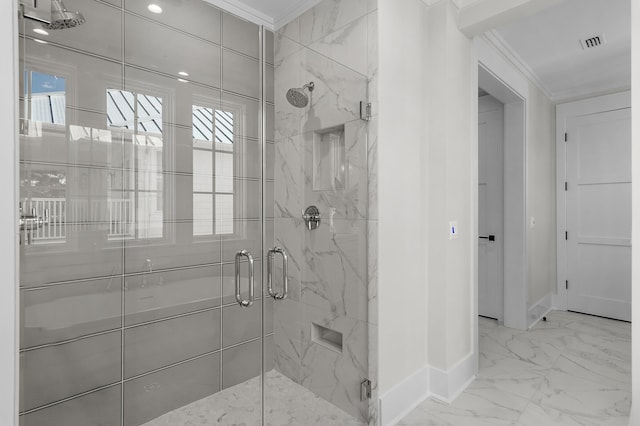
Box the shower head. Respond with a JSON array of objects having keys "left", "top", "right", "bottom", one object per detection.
[
  {"left": 286, "top": 82, "right": 314, "bottom": 108},
  {"left": 43, "top": 0, "right": 85, "bottom": 30}
]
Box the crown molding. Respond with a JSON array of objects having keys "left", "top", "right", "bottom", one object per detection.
[
  {"left": 483, "top": 29, "right": 554, "bottom": 100},
  {"left": 552, "top": 84, "right": 631, "bottom": 104},
  {"left": 204, "top": 0, "right": 275, "bottom": 30}
]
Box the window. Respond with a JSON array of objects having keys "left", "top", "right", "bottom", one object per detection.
[
  {"left": 21, "top": 70, "right": 68, "bottom": 244},
  {"left": 107, "top": 89, "right": 164, "bottom": 240},
  {"left": 192, "top": 106, "right": 235, "bottom": 236},
  {"left": 24, "top": 70, "right": 66, "bottom": 125}
]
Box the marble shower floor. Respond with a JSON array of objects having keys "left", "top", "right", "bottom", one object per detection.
[
  {"left": 142, "top": 369, "right": 363, "bottom": 426},
  {"left": 398, "top": 311, "right": 631, "bottom": 426}
]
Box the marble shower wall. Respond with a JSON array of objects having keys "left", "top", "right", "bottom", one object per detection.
[{"left": 271, "top": 0, "right": 378, "bottom": 423}]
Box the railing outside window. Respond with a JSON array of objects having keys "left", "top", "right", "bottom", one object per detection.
[{"left": 22, "top": 198, "right": 134, "bottom": 243}]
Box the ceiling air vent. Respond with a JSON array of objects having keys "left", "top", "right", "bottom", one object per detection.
[{"left": 580, "top": 34, "right": 606, "bottom": 50}]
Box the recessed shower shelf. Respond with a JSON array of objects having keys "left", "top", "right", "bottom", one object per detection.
[
  {"left": 312, "top": 323, "right": 343, "bottom": 354},
  {"left": 313, "top": 125, "right": 346, "bottom": 192}
]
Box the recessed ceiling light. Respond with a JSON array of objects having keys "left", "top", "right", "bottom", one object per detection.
[
  {"left": 178, "top": 71, "right": 189, "bottom": 77},
  {"left": 33, "top": 28, "right": 49, "bottom": 36},
  {"left": 177, "top": 78, "right": 188, "bottom": 83},
  {"left": 34, "top": 39, "right": 48, "bottom": 44},
  {"left": 147, "top": 4, "right": 163, "bottom": 13}
]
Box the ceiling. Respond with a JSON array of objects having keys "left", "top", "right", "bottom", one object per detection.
[
  {"left": 217, "top": 0, "right": 631, "bottom": 102},
  {"left": 493, "top": 0, "right": 631, "bottom": 102}
]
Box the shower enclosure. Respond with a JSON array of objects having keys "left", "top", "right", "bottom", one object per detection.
[{"left": 17, "top": 0, "right": 376, "bottom": 424}]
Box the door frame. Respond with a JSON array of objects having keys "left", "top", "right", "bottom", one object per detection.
[
  {"left": 474, "top": 35, "right": 529, "bottom": 331},
  {"left": 554, "top": 90, "right": 632, "bottom": 311}
]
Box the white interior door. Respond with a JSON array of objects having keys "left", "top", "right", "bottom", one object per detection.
[
  {"left": 566, "top": 107, "right": 632, "bottom": 321},
  {"left": 478, "top": 95, "right": 504, "bottom": 320}
]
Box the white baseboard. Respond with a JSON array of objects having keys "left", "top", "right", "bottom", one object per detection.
[
  {"left": 378, "top": 365, "right": 430, "bottom": 426},
  {"left": 527, "top": 293, "right": 553, "bottom": 329},
  {"left": 429, "top": 352, "right": 476, "bottom": 404},
  {"left": 378, "top": 353, "right": 478, "bottom": 425}
]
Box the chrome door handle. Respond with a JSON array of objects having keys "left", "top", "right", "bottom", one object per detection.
[
  {"left": 267, "top": 247, "right": 288, "bottom": 300},
  {"left": 235, "top": 250, "right": 255, "bottom": 308}
]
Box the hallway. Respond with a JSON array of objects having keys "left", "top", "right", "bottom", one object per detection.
[{"left": 398, "top": 311, "right": 631, "bottom": 425}]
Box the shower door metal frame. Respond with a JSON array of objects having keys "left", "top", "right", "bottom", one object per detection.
[
  {"left": 4, "top": 1, "right": 21, "bottom": 425},
  {"left": 259, "top": 24, "right": 266, "bottom": 426}
]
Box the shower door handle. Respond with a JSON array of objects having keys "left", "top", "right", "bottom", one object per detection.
[
  {"left": 235, "top": 250, "right": 255, "bottom": 308},
  {"left": 267, "top": 247, "right": 288, "bottom": 300}
]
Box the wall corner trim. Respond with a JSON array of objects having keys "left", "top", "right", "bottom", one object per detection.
[
  {"left": 379, "top": 365, "right": 430, "bottom": 426},
  {"left": 429, "top": 352, "right": 476, "bottom": 403}
]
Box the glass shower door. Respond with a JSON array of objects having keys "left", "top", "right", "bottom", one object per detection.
[
  {"left": 18, "top": 1, "right": 266, "bottom": 425},
  {"left": 265, "top": 4, "right": 373, "bottom": 422},
  {"left": 119, "top": 4, "right": 267, "bottom": 424}
]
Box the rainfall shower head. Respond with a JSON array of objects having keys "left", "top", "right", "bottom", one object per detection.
[
  {"left": 43, "top": 0, "right": 85, "bottom": 30},
  {"left": 286, "top": 82, "right": 314, "bottom": 108}
]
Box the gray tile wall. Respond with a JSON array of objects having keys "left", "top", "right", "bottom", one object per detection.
[{"left": 19, "top": 0, "right": 275, "bottom": 424}]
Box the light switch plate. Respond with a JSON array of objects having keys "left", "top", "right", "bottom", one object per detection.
[{"left": 449, "top": 221, "right": 459, "bottom": 240}]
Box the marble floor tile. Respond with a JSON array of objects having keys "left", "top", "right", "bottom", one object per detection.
[
  {"left": 396, "top": 397, "right": 515, "bottom": 426},
  {"left": 516, "top": 400, "right": 630, "bottom": 426},
  {"left": 400, "top": 311, "right": 630, "bottom": 426}
]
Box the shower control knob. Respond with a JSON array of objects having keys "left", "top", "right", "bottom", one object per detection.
[{"left": 302, "top": 206, "right": 321, "bottom": 231}]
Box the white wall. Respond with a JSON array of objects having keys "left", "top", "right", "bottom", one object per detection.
[
  {"left": 425, "top": 0, "right": 475, "bottom": 371},
  {"left": 378, "top": 0, "right": 479, "bottom": 419},
  {"left": 378, "top": 0, "right": 477, "bottom": 392},
  {"left": 377, "top": 0, "right": 429, "bottom": 395},
  {"left": 0, "top": 1, "right": 19, "bottom": 425},
  {"left": 378, "top": 2, "right": 560, "bottom": 419}
]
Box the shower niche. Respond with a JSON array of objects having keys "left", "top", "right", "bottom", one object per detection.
[{"left": 312, "top": 125, "right": 345, "bottom": 192}]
